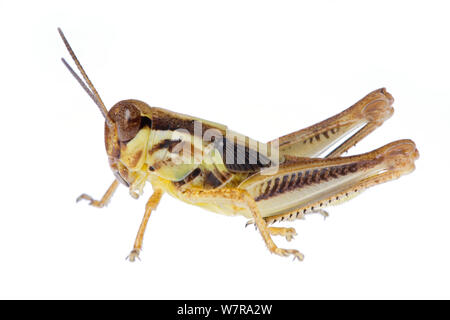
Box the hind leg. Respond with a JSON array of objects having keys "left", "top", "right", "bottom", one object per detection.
[
  {"left": 270, "top": 88, "right": 394, "bottom": 158},
  {"left": 263, "top": 139, "right": 419, "bottom": 225}
]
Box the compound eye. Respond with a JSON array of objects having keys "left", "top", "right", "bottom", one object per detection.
[{"left": 109, "top": 101, "right": 141, "bottom": 142}]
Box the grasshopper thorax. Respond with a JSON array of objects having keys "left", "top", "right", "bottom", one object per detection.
[{"left": 105, "top": 100, "right": 153, "bottom": 188}]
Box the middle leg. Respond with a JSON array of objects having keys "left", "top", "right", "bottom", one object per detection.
[
  {"left": 127, "top": 188, "right": 164, "bottom": 262},
  {"left": 181, "top": 188, "right": 304, "bottom": 260},
  {"left": 268, "top": 227, "right": 297, "bottom": 241}
]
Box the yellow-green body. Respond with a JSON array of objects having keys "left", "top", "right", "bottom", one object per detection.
[
  {"left": 59, "top": 27, "right": 419, "bottom": 261},
  {"left": 107, "top": 90, "right": 418, "bottom": 223}
]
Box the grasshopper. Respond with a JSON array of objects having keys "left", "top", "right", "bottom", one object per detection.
[{"left": 59, "top": 28, "right": 419, "bottom": 261}]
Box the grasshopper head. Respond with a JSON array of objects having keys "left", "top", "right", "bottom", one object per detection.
[
  {"left": 58, "top": 29, "right": 153, "bottom": 195},
  {"left": 105, "top": 100, "right": 153, "bottom": 189}
]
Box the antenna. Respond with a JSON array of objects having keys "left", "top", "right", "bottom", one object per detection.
[{"left": 58, "top": 28, "right": 113, "bottom": 126}]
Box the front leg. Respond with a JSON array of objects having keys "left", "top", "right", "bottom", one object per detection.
[
  {"left": 127, "top": 188, "right": 164, "bottom": 262},
  {"left": 76, "top": 180, "right": 119, "bottom": 208},
  {"left": 182, "top": 188, "right": 304, "bottom": 261}
]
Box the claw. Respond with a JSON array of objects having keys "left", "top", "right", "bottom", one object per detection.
[
  {"left": 126, "top": 249, "right": 141, "bottom": 262},
  {"left": 76, "top": 193, "right": 105, "bottom": 208},
  {"left": 291, "top": 251, "right": 304, "bottom": 261},
  {"left": 308, "top": 209, "right": 329, "bottom": 220},
  {"left": 285, "top": 229, "right": 297, "bottom": 241},
  {"left": 280, "top": 227, "right": 297, "bottom": 241},
  {"left": 316, "top": 209, "right": 329, "bottom": 220},
  {"left": 76, "top": 193, "right": 94, "bottom": 204},
  {"left": 273, "top": 248, "right": 304, "bottom": 261}
]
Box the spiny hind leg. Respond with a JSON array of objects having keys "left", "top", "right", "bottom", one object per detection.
[
  {"left": 76, "top": 179, "right": 119, "bottom": 208},
  {"left": 270, "top": 88, "right": 395, "bottom": 158},
  {"left": 127, "top": 188, "right": 164, "bottom": 262},
  {"left": 182, "top": 188, "right": 304, "bottom": 261},
  {"left": 244, "top": 209, "right": 328, "bottom": 228},
  {"left": 264, "top": 139, "right": 419, "bottom": 225}
]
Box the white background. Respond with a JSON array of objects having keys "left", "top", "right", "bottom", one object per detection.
[{"left": 0, "top": 0, "right": 449, "bottom": 299}]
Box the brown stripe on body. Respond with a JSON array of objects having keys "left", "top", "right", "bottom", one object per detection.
[
  {"left": 294, "top": 172, "right": 303, "bottom": 188},
  {"left": 287, "top": 173, "right": 297, "bottom": 190},
  {"left": 128, "top": 150, "right": 143, "bottom": 168},
  {"left": 320, "top": 168, "right": 329, "bottom": 181},
  {"left": 269, "top": 178, "right": 280, "bottom": 197},
  {"left": 202, "top": 166, "right": 233, "bottom": 189},
  {"left": 278, "top": 175, "right": 289, "bottom": 193},
  {"left": 149, "top": 139, "right": 182, "bottom": 155},
  {"left": 174, "top": 165, "right": 232, "bottom": 190},
  {"left": 254, "top": 180, "right": 272, "bottom": 201},
  {"left": 303, "top": 170, "right": 311, "bottom": 185},
  {"left": 329, "top": 167, "right": 338, "bottom": 178},
  {"left": 152, "top": 159, "right": 174, "bottom": 170},
  {"left": 311, "top": 169, "right": 320, "bottom": 183},
  {"left": 151, "top": 108, "right": 222, "bottom": 136},
  {"left": 262, "top": 180, "right": 272, "bottom": 198},
  {"left": 219, "top": 137, "right": 272, "bottom": 173},
  {"left": 148, "top": 139, "right": 204, "bottom": 167},
  {"left": 254, "top": 160, "right": 377, "bottom": 202},
  {"left": 204, "top": 171, "right": 223, "bottom": 188}
]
